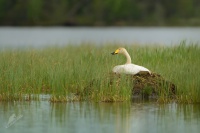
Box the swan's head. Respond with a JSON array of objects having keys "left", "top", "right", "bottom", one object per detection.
[{"left": 111, "top": 47, "right": 127, "bottom": 55}]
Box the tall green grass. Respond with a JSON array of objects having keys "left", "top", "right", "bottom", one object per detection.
[{"left": 0, "top": 42, "right": 199, "bottom": 103}]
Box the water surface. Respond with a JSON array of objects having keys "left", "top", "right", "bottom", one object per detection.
[
  {"left": 0, "top": 101, "right": 199, "bottom": 133},
  {"left": 0, "top": 27, "right": 199, "bottom": 48}
]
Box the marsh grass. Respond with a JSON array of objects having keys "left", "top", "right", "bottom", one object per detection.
[{"left": 0, "top": 42, "right": 200, "bottom": 103}]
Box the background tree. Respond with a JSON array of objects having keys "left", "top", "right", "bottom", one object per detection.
[{"left": 0, "top": 0, "right": 199, "bottom": 26}]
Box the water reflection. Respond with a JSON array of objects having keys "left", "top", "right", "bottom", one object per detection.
[
  {"left": 0, "top": 101, "right": 200, "bottom": 133},
  {"left": 50, "top": 102, "right": 131, "bottom": 133}
]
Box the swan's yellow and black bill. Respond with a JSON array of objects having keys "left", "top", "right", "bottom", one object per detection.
[{"left": 111, "top": 49, "right": 119, "bottom": 55}]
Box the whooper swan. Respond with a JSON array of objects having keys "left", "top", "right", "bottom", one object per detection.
[{"left": 111, "top": 47, "right": 151, "bottom": 75}]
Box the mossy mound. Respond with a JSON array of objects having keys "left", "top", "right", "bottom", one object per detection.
[
  {"left": 82, "top": 72, "right": 176, "bottom": 101},
  {"left": 109, "top": 72, "right": 176, "bottom": 99}
]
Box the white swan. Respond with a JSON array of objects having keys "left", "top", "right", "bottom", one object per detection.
[{"left": 111, "top": 47, "right": 151, "bottom": 75}]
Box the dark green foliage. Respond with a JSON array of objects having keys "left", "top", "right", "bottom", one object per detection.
[{"left": 0, "top": 0, "right": 200, "bottom": 26}]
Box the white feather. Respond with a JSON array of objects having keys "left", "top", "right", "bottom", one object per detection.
[{"left": 113, "top": 64, "right": 150, "bottom": 75}]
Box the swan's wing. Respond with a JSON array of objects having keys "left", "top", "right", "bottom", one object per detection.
[
  {"left": 121, "top": 64, "right": 138, "bottom": 75},
  {"left": 134, "top": 64, "right": 150, "bottom": 72},
  {"left": 112, "top": 64, "right": 150, "bottom": 75},
  {"left": 112, "top": 65, "right": 125, "bottom": 74},
  {"left": 112, "top": 65, "right": 139, "bottom": 75}
]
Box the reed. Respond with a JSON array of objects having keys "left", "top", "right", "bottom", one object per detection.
[{"left": 0, "top": 42, "right": 199, "bottom": 103}]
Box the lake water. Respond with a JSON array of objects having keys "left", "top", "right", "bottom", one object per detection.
[
  {"left": 0, "top": 101, "right": 200, "bottom": 133},
  {"left": 0, "top": 27, "right": 200, "bottom": 48}
]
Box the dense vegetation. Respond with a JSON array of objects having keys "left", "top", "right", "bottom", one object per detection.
[
  {"left": 0, "top": 0, "right": 200, "bottom": 26},
  {"left": 0, "top": 42, "right": 199, "bottom": 103}
]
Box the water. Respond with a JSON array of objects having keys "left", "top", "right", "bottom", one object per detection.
[
  {"left": 0, "top": 101, "right": 199, "bottom": 133},
  {"left": 0, "top": 27, "right": 200, "bottom": 48}
]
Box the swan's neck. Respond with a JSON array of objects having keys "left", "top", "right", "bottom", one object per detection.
[{"left": 123, "top": 50, "right": 131, "bottom": 64}]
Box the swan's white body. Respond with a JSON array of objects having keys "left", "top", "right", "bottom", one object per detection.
[
  {"left": 113, "top": 64, "right": 150, "bottom": 75},
  {"left": 111, "top": 48, "right": 151, "bottom": 75}
]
